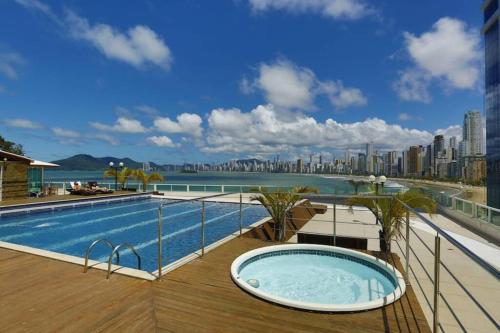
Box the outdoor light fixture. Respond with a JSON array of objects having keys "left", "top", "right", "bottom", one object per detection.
[
  {"left": 368, "top": 175, "right": 386, "bottom": 195},
  {"left": 108, "top": 161, "right": 124, "bottom": 191}
]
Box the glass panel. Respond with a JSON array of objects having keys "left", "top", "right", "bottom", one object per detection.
[
  {"left": 205, "top": 185, "right": 222, "bottom": 192},
  {"left": 491, "top": 210, "right": 500, "bottom": 226},
  {"left": 476, "top": 206, "right": 489, "bottom": 221},
  {"left": 462, "top": 202, "right": 473, "bottom": 215},
  {"left": 171, "top": 184, "right": 188, "bottom": 192},
  {"left": 190, "top": 185, "right": 205, "bottom": 192}
]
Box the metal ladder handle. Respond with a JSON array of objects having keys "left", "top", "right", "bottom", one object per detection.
[
  {"left": 106, "top": 243, "right": 142, "bottom": 279},
  {"left": 83, "top": 239, "right": 119, "bottom": 273}
]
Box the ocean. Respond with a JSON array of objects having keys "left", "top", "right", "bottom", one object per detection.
[{"left": 45, "top": 170, "right": 374, "bottom": 194}]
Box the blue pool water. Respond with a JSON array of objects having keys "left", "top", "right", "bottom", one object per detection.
[
  {"left": 238, "top": 251, "right": 397, "bottom": 305},
  {"left": 0, "top": 198, "right": 269, "bottom": 272}
]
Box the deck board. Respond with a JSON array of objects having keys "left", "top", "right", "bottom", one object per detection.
[
  {"left": 153, "top": 237, "right": 431, "bottom": 333},
  {"left": 0, "top": 237, "right": 430, "bottom": 332}
]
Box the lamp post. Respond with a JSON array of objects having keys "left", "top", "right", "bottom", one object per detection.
[
  {"left": 369, "top": 174, "right": 386, "bottom": 195},
  {"left": 109, "top": 161, "right": 124, "bottom": 191}
]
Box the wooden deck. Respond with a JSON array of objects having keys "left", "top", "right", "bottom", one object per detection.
[{"left": 0, "top": 236, "right": 430, "bottom": 332}]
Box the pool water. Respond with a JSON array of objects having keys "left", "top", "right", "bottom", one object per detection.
[
  {"left": 0, "top": 198, "right": 269, "bottom": 272},
  {"left": 238, "top": 251, "right": 397, "bottom": 305}
]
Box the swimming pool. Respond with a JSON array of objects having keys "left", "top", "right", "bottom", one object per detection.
[
  {"left": 0, "top": 196, "right": 269, "bottom": 273},
  {"left": 231, "top": 244, "right": 406, "bottom": 312}
]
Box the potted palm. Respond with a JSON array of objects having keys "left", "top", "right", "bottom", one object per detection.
[
  {"left": 250, "top": 186, "right": 318, "bottom": 242},
  {"left": 133, "top": 169, "right": 164, "bottom": 192},
  {"left": 347, "top": 189, "right": 436, "bottom": 253}
]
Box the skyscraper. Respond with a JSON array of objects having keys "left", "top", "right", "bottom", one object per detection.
[
  {"left": 483, "top": 0, "right": 500, "bottom": 208},
  {"left": 366, "top": 142, "right": 374, "bottom": 173},
  {"left": 463, "top": 110, "right": 483, "bottom": 156},
  {"left": 433, "top": 135, "right": 445, "bottom": 157}
]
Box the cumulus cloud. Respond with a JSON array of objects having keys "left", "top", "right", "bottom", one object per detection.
[
  {"left": 395, "top": 17, "right": 481, "bottom": 102},
  {"left": 52, "top": 127, "right": 80, "bottom": 138},
  {"left": 146, "top": 135, "right": 177, "bottom": 148},
  {"left": 248, "top": 0, "right": 376, "bottom": 20},
  {"left": 4, "top": 118, "right": 42, "bottom": 129},
  {"left": 89, "top": 117, "right": 148, "bottom": 133},
  {"left": 203, "top": 104, "right": 436, "bottom": 154},
  {"left": 0, "top": 52, "right": 24, "bottom": 80},
  {"left": 154, "top": 113, "right": 203, "bottom": 138},
  {"left": 319, "top": 80, "right": 367, "bottom": 108},
  {"left": 435, "top": 124, "right": 463, "bottom": 141},
  {"left": 393, "top": 69, "right": 432, "bottom": 103},
  {"left": 15, "top": 1, "right": 173, "bottom": 71},
  {"left": 246, "top": 59, "right": 367, "bottom": 110},
  {"left": 65, "top": 11, "right": 173, "bottom": 70}
]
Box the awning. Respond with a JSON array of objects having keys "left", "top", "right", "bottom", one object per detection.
[{"left": 30, "top": 160, "right": 59, "bottom": 168}]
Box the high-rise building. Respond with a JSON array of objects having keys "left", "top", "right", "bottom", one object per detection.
[
  {"left": 366, "top": 142, "right": 374, "bottom": 173},
  {"left": 449, "top": 136, "right": 457, "bottom": 150},
  {"left": 433, "top": 135, "right": 445, "bottom": 158},
  {"left": 297, "top": 159, "right": 304, "bottom": 173},
  {"left": 483, "top": 0, "right": 500, "bottom": 208},
  {"left": 463, "top": 110, "right": 483, "bottom": 155}
]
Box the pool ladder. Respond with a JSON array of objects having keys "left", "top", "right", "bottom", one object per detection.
[{"left": 83, "top": 239, "right": 141, "bottom": 279}]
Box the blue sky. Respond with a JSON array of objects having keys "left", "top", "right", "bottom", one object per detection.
[{"left": 0, "top": 0, "right": 484, "bottom": 164}]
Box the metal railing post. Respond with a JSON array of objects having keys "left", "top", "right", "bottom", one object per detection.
[
  {"left": 201, "top": 201, "right": 205, "bottom": 256},
  {"left": 405, "top": 210, "right": 410, "bottom": 284},
  {"left": 433, "top": 235, "right": 441, "bottom": 333},
  {"left": 239, "top": 193, "right": 243, "bottom": 236},
  {"left": 333, "top": 202, "right": 337, "bottom": 246},
  {"left": 157, "top": 207, "right": 163, "bottom": 280}
]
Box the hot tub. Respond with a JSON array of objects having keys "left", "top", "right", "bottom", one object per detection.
[{"left": 231, "top": 244, "right": 406, "bottom": 312}]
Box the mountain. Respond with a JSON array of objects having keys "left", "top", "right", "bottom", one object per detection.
[{"left": 51, "top": 154, "right": 169, "bottom": 171}]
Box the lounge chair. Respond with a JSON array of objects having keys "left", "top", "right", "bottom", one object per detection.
[{"left": 67, "top": 181, "right": 97, "bottom": 196}]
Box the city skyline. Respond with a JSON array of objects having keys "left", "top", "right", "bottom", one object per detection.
[{"left": 0, "top": 0, "right": 484, "bottom": 163}]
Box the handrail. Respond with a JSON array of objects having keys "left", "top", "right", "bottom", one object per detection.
[
  {"left": 107, "top": 243, "right": 141, "bottom": 279},
  {"left": 396, "top": 198, "right": 500, "bottom": 280},
  {"left": 156, "top": 192, "right": 234, "bottom": 279},
  {"left": 83, "top": 239, "right": 119, "bottom": 273}
]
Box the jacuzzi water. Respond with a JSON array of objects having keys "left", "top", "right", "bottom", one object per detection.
[
  {"left": 0, "top": 197, "right": 269, "bottom": 272},
  {"left": 233, "top": 245, "right": 405, "bottom": 311}
]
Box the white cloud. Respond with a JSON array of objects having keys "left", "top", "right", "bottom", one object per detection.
[
  {"left": 94, "top": 133, "right": 119, "bottom": 145},
  {"left": 246, "top": 59, "right": 367, "bottom": 110},
  {"left": 239, "top": 77, "right": 255, "bottom": 94},
  {"left": 89, "top": 117, "right": 148, "bottom": 133},
  {"left": 393, "top": 69, "right": 432, "bottom": 103},
  {"left": 395, "top": 17, "right": 481, "bottom": 102},
  {"left": 14, "top": 0, "right": 61, "bottom": 24},
  {"left": 435, "top": 125, "right": 463, "bottom": 141},
  {"left": 203, "top": 104, "right": 435, "bottom": 154},
  {"left": 4, "top": 118, "right": 42, "bottom": 129},
  {"left": 0, "top": 52, "right": 24, "bottom": 80},
  {"left": 52, "top": 127, "right": 80, "bottom": 138},
  {"left": 320, "top": 81, "right": 367, "bottom": 108},
  {"left": 146, "top": 135, "right": 177, "bottom": 148},
  {"left": 154, "top": 113, "right": 203, "bottom": 138},
  {"left": 65, "top": 11, "right": 172, "bottom": 71},
  {"left": 135, "top": 105, "right": 159, "bottom": 115},
  {"left": 398, "top": 113, "right": 412, "bottom": 121},
  {"left": 248, "top": 0, "right": 376, "bottom": 20}
]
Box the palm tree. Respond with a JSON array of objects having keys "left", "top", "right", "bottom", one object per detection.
[
  {"left": 250, "top": 186, "right": 318, "bottom": 241},
  {"left": 347, "top": 179, "right": 369, "bottom": 195},
  {"left": 133, "top": 169, "right": 164, "bottom": 192},
  {"left": 347, "top": 189, "right": 436, "bottom": 252},
  {"left": 103, "top": 167, "right": 134, "bottom": 190}
]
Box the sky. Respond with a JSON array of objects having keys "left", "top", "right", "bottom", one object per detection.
[{"left": 0, "top": 0, "right": 485, "bottom": 164}]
